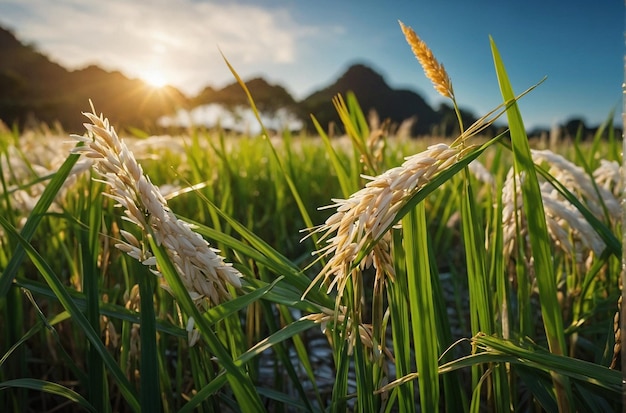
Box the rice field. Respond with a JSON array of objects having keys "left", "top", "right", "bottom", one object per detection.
[{"left": 0, "top": 28, "right": 623, "bottom": 412}]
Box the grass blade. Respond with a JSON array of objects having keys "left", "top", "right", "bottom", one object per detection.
[
  {"left": 0, "top": 379, "right": 97, "bottom": 413},
  {"left": 474, "top": 335, "right": 621, "bottom": 394},
  {"left": 0, "top": 215, "right": 141, "bottom": 411},
  {"left": 146, "top": 232, "right": 266, "bottom": 411},
  {"left": 403, "top": 202, "right": 439, "bottom": 412},
  {"left": 220, "top": 52, "right": 316, "bottom": 237},
  {"left": 461, "top": 172, "right": 493, "bottom": 335},
  {"left": 0, "top": 151, "right": 80, "bottom": 297},
  {"left": 389, "top": 229, "right": 416, "bottom": 412},
  {"left": 311, "top": 114, "right": 353, "bottom": 197},
  {"left": 138, "top": 271, "right": 161, "bottom": 411},
  {"left": 490, "top": 36, "right": 573, "bottom": 410},
  {"left": 80, "top": 180, "right": 107, "bottom": 412}
]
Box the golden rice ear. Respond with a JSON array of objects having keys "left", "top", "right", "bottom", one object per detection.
[
  {"left": 306, "top": 142, "right": 467, "bottom": 300},
  {"left": 71, "top": 107, "right": 243, "bottom": 310},
  {"left": 399, "top": 20, "right": 454, "bottom": 99}
]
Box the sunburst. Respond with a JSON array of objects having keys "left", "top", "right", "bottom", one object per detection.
[{"left": 141, "top": 69, "right": 167, "bottom": 88}]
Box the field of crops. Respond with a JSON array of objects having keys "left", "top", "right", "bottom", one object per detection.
[{"left": 0, "top": 31, "right": 623, "bottom": 412}]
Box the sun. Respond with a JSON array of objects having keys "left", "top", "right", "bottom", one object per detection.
[{"left": 142, "top": 69, "right": 168, "bottom": 88}]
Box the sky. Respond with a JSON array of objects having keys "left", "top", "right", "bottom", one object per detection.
[{"left": 0, "top": 0, "right": 623, "bottom": 130}]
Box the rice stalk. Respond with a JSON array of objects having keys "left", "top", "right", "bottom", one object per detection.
[
  {"left": 0, "top": 147, "right": 81, "bottom": 297},
  {"left": 70, "top": 104, "right": 242, "bottom": 310},
  {"left": 491, "top": 36, "right": 573, "bottom": 411},
  {"left": 0, "top": 215, "right": 142, "bottom": 411},
  {"left": 403, "top": 202, "right": 439, "bottom": 412},
  {"left": 79, "top": 178, "right": 108, "bottom": 412},
  {"left": 306, "top": 142, "right": 474, "bottom": 301},
  {"left": 399, "top": 20, "right": 454, "bottom": 100},
  {"left": 68, "top": 104, "right": 272, "bottom": 408}
]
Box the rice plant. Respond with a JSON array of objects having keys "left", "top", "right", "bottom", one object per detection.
[{"left": 0, "top": 20, "right": 622, "bottom": 412}]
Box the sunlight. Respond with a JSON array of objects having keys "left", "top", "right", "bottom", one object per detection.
[{"left": 142, "top": 69, "right": 167, "bottom": 88}]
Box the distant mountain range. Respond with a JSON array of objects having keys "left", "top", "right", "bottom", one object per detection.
[
  {"left": 0, "top": 26, "right": 605, "bottom": 138},
  {"left": 0, "top": 27, "right": 191, "bottom": 132}
]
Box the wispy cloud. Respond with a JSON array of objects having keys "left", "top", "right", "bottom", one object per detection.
[{"left": 0, "top": 0, "right": 318, "bottom": 94}]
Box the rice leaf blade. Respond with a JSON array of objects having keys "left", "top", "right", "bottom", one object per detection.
[
  {"left": 389, "top": 229, "right": 416, "bottom": 412},
  {"left": 0, "top": 379, "right": 97, "bottom": 413},
  {"left": 403, "top": 202, "right": 439, "bottom": 412},
  {"left": 310, "top": 114, "right": 353, "bottom": 197},
  {"left": 81, "top": 179, "right": 108, "bottom": 412},
  {"left": 138, "top": 270, "right": 160, "bottom": 412},
  {"left": 0, "top": 151, "right": 80, "bottom": 297},
  {"left": 0, "top": 215, "right": 141, "bottom": 412},
  {"left": 490, "top": 36, "right": 573, "bottom": 410},
  {"left": 146, "top": 233, "right": 266, "bottom": 411}
]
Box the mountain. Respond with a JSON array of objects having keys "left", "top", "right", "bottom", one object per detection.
[
  {"left": 193, "top": 77, "right": 298, "bottom": 114},
  {"left": 0, "top": 27, "right": 188, "bottom": 132},
  {"left": 0, "top": 25, "right": 474, "bottom": 136},
  {"left": 1, "top": 25, "right": 618, "bottom": 139},
  {"left": 300, "top": 63, "right": 442, "bottom": 136}
]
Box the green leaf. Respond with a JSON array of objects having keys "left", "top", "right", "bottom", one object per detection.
[
  {"left": 490, "top": 36, "right": 572, "bottom": 411},
  {"left": 0, "top": 216, "right": 140, "bottom": 412},
  {"left": 146, "top": 233, "right": 266, "bottom": 411},
  {"left": 388, "top": 229, "right": 416, "bottom": 412},
  {"left": 81, "top": 180, "right": 107, "bottom": 412},
  {"left": 474, "top": 335, "right": 621, "bottom": 394},
  {"left": 139, "top": 272, "right": 160, "bottom": 412},
  {"left": 181, "top": 318, "right": 317, "bottom": 413},
  {"left": 0, "top": 379, "right": 97, "bottom": 413},
  {"left": 181, "top": 208, "right": 333, "bottom": 308},
  {"left": 220, "top": 51, "right": 316, "bottom": 238},
  {"left": 310, "top": 114, "right": 353, "bottom": 197},
  {"left": 0, "top": 150, "right": 80, "bottom": 297},
  {"left": 404, "top": 202, "right": 439, "bottom": 412}
]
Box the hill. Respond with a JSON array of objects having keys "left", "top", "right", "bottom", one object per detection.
[
  {"left": 0, "top": 27, "right": 188, "bottom": 132},
  {"left": 299, "top": 63, "right": 442, "bottom": 136},
  {"left": 0, "top": 25, "right": 481, "bottom": 136},
  {"left": 193, "top": 78, "right": 298, "bottom": 114}
]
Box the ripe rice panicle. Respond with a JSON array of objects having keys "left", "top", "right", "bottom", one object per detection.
[{"left": 70, "top": 106, "right": 242, "bottom": 313}]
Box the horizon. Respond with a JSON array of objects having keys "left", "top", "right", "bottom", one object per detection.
[{"left": 0, "top": 1, "right": 623, "bottom": 131}]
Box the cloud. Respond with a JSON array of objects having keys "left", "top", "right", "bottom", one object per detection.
[{"left": 0, "top": 0, "right": 317, "bottom": 94}]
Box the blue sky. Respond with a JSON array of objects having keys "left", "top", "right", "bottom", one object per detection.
[{"left": 0, "top": 0, "right": 622, "bottom": 130}]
